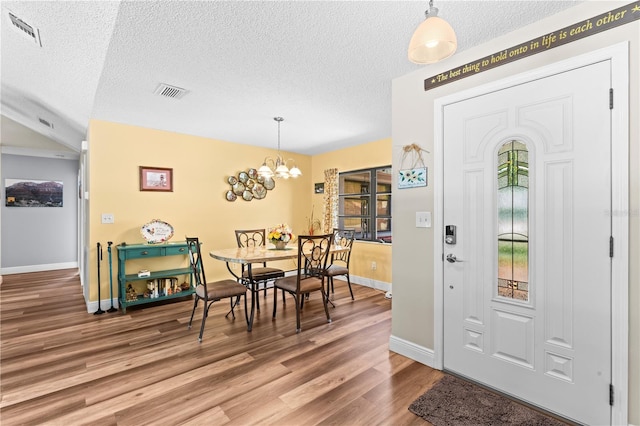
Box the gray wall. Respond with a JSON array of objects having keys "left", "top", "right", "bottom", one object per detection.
[{"left": 1, "top": 154, "right": 78, "bottom": 271}]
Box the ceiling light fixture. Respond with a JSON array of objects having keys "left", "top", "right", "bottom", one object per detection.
[
  {"left": 408, "top": 0, "right": 457, "bottom": 64},
  {"left": 258, "top": 117, "right": 301, "bottom": 179}
]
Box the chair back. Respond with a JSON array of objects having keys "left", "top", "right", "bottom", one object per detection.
[
  {"left": 186, "top": 237, "right": 206, "bottom": 290},
  {"left": 235, "top": 229, "right": 266, "bottom": 248},
  {"left": 297, "top": 233, "right": 334, "bottom": 280},
  {"left": 332, "top": 228, "right": 355, "bottom": 266}
]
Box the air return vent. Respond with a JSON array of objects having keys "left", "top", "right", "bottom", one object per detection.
[
  {"left": 8, "top": 12, "right": 42, "bottom": 46},
  {"left": 38, "top": 117, "right": 54, "bottom": 129},
  {"left": 154, "top": 83, "right": 188, "bottom": 99}
]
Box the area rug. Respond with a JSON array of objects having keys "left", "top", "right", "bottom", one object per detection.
[{"left": 408, "top": 374, "right": 568, "bottom": 426}]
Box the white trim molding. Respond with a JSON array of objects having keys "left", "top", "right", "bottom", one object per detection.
[
  {"left": 389, "top": 335, "right": 436, "bottom": 368},
  {"left": 85, "top": 297, "right": 119, "bottom": 314},
  {"left": 347, "top": 274, "right": 391, "bottom": 293},
  {"left": 1, "top": 262, "right": 78, "bottom": 275}
]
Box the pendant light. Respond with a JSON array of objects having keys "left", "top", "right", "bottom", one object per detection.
[
  {"left": 258, "top": 117, "right": 302, "bottom": 179},
  {"left": 408, "top": 0, "right": 457, "bottom": 64}
]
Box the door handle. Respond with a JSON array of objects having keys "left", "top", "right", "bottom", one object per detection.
[{"left": 446, "top": 254, "right": 463, "bottom": 263}]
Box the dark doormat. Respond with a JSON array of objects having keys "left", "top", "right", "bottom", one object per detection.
[{"left": 408, "top": 374, "right": 569, "bottom": 426}]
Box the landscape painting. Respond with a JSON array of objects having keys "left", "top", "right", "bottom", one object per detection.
[{"left": 5, "top": 179, "right": 63, "bottom": 207}]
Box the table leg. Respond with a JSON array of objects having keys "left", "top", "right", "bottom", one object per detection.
[{"left": 247, "top": 263, "right": 256, "bottom": 331}]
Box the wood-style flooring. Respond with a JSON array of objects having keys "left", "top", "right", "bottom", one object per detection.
[{"left": 0, "top": 269, "right": 442, "bottom": 425}]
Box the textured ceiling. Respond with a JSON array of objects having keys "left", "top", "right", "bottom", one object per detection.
[{"left": 1, "top": 1, "right": 583, "bottom": 157}]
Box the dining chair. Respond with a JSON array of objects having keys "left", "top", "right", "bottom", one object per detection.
[
  {"left": 272, "top": 233, "right": 334, "bottom": 333},
  {"left": 324, "top": 228, "right": 356, "bottom": 301},
  {"left": 234, "top": 229, "right": 286, "bottom": 308},
  {"left": 186, "top": 237, "right": 248, "bottom": 342}
]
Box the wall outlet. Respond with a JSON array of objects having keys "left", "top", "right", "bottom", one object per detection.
[
  {"left": 371, "top": 261, "right": 377, "bottom": 270},
  {"left": 101, "top": 213, "right": 114, "bottom": 224}
]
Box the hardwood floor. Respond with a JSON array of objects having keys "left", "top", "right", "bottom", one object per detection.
[{"left": 0, "top": 269, "right": 442, "bottom": 425}]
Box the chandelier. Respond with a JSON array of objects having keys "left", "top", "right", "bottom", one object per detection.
[
  {"left": 258, "top": 117, "right": 302, "bottom": 179},
  {"left": 408, "top": 0, "right": 457, "bottom": 64}
]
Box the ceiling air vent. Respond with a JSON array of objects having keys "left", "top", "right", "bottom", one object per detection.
[
  {"left": 38, "top": 117, "right": 54, "bottom": 129},
  {"left": 8, "top": 12, "right": 42, "bottom": 46},
  {"left": 154, "top": 83, "right": 188, "bottom": 100}
]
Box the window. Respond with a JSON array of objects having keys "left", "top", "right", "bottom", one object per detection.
[
  {"left": 338, "top": 166, "right": 392, "bottom": 243},
  {"left": 497, "top": 140, "right": 529, "bottom": 301}
]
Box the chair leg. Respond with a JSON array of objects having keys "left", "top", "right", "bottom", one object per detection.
[
  {"left": 321, "top": 287, "right": 332, "bottom": 324},
  {"left": 294, "top": 293, "right": 301, "bottom": 333},
  {"left": 225, "top": 296, "right": 236, "bottom": 319},
  {"left": 282, "top": 289, "right": 286, "bottom": 305},
  {"left": 243, "top": 294, "right": 249, "bottom": 329},
  {"left": 272, "top": 285, "right": 278, "bottom": 319},
  {"left": 198, "top": 300, "right": 212, "bottom": 342},
  {"left": 324, "top": 277, "right": 335, "bottom": 307},
  {"left": 188, "top": 296, "right": 199, "bottom": 329},
  {"left": 346, "top": 274, "right": 354, "bottom": 300}
]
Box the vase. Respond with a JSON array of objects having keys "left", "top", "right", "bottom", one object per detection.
[{"left": 274, "top": 241, "right": 287, "bottom": 250}]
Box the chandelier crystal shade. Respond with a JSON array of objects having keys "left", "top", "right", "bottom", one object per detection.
[
  {"left": 408, "top": 0, "right": 457, "bottom": 64},
  {"left": 258, "top": 117, "right": 302, "bottom": 179}
]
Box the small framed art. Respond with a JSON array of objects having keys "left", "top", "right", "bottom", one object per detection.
[{"left": 139, "top": 166, "right": 173, "bottom": 192}]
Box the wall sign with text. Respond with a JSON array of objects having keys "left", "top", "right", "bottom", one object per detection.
[{"left": 424, "top": 2, "right": 639, "bottom": 91}]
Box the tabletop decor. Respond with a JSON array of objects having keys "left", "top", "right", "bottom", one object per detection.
[
  {"left": 140, "top": 219, "right": 174, "bottom": 244},
  {"left": 268, "top": 223, "right": 293, "bottom": 249}
]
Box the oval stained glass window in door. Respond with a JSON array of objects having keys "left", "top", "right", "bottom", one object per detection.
[{"left": 497, "top": 140, "right": 529, "bottom": 301}]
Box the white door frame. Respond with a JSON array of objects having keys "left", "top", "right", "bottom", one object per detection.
[{"left": 433, "top": 42, "right": 629, "bottom": 425}]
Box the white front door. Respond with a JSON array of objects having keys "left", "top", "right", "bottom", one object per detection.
[{"left": 442, "top": 60, "right": 611, "bottom": 425}]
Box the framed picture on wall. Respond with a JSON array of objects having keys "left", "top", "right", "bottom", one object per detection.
[
  {"left": 5, "top": 178, "right": 63, "bottom": 207},
  {"left": 139, "top": 166, "right": 173, "bottom": 192}
]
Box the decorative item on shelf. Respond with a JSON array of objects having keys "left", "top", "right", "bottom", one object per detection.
[
  {"left": 137, "top": 269, "right": 151, "bottom": 278},
  {"left": 225, "top": 168, "right": 274, "bottom": 202},
  {"left": 408, "top": 0, "right": 457, "bottom": 65},
  {"left": 140, "top": 219, "right": 174, "bottom": 243},
  {"left": 257, "top": 117, "right": 302, "bottom": 180},
  {"left": 268, "top": 223, "right": 293, "bottom": 249},
  {"left": 306, "top": 207, "right": 322, "bottom": 235},
  {"left": 126, "top": 284, "right": 138, "bottom": 302},
  {"left": 398, "top": 143, "right": 429, "bottom": 189}
]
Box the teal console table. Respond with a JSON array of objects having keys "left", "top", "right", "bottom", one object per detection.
[{"left": 117, "top": 242, "right": 194, "bottom": 313}]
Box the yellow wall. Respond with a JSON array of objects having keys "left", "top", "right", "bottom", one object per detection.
[
  {"left": 312, "top": 138, "right": 392, "bottom": 285},
  {"left": 87, "top": 122, "right": 392, "bottom": 300},
  {"left": 87, "top": 120, "right": 312, "bottom": 299}
]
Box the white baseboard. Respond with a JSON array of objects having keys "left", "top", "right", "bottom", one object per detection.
[
  {"left": 1, "top": 262, "right": 78, "bottom": 275},
  {"left": 389, "top": 334, "right": 438, "bottom": 369},
  {"left": 85, "top": 298, "right": 119, "bottom": 314},
  {"left": 282, "top": 271, "right": 391, "bottom": 293},
  {"left": 348, "top": 274, "right": 391, "bottom": 293}
]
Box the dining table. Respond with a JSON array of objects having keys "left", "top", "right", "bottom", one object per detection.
[{"left": 209, "top": 243, "right": 349, "bottom": 331}]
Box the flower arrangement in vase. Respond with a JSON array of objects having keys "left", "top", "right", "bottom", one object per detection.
[{"left": 268, "top": 224, "right": 293, "bottom": 249}]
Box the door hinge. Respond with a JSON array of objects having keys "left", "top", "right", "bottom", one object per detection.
[
  {"left": 609, "top": 88, "right": 614, "bottom": 109},
  {"left": 610, "top": 384, "right": 614, "bottom": 406},
  {"left": 609, "top": 236, "right": 614, "bottom": 258}
]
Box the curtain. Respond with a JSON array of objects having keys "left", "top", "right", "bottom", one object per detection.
[{"left": 323, "top": 168, "right": 338, "bottom": 233}]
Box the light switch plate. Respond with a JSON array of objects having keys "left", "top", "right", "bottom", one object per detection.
[{"left": 416, "top": 211, "right": 431, "bottom": 228}]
